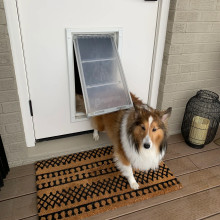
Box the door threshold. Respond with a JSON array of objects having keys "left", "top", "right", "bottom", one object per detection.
[
  {"left": 36, "top": 130, "right": 93, "bottom": 143},
  {"left": 24, "top": 132, "right": 111, "bottom": 167}
]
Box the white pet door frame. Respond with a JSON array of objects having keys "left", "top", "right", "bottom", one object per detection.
[{"left": 66, "top": 28, "right": 132, "bottom": 122}]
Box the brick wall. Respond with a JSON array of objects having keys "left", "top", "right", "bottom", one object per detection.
[
  {"left": 157, "top": 0, "right": 220, "bottom": 134},
  {"left": 0, "top": 0, "right": 27, "bottom": 167}
]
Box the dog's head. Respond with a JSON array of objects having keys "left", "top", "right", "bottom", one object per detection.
[{"left": 127, "top": 104, "right": 172, "bottom": 155}]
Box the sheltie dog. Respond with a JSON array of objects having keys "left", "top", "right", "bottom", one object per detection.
[{"left": 78, "top": 93, "right": 172, "bottom": 190}]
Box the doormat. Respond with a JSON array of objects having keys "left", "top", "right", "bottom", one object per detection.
[{"left": 35, "top": 146, "right": 182, "bottom": 220}]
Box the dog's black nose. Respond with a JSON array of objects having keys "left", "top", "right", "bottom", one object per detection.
[{"left": 144, "top": 143, "right": 150, "bottom": 149}]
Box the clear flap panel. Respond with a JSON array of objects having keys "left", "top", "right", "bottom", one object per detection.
[{"left": 73, "top": 34, "right": 132, "bottom": 116}]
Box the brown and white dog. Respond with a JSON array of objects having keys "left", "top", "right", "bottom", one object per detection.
[{"left": 89, "top": 93, "right": 172, "bottom": 190}]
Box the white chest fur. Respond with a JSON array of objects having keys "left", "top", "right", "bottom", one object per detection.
[{"left": 120, "top": 113, "right": 164, "bottom": 171}]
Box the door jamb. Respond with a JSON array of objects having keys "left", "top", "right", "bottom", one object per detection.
[
  {"left": 148, "top": 0, "right": 170, "bottom": 108},
  {"left": 4, "top": 0, "right": 35, "bottom": 147}
]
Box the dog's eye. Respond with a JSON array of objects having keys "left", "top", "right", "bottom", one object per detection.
[
  {"left": 152, "top": 128, "right": 157, "bottom": 132},
  {"left": 141, "top": 125, "right": 145, "bottom": 131}
]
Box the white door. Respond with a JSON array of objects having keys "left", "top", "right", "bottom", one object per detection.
[{"left": 16, "top": 0, "right": 159, "bottom": 139}]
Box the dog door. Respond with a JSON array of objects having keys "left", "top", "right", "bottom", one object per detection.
[{"left": 73, "top": 34, "right": 132, "bottom": 117}]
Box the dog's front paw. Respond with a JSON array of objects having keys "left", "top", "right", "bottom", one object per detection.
[
  {"left": 130, "top": 181, "right": 139, "bottom": 190},
  {"left": 93, "top": 130, "right": 99, "bottom": 141}
]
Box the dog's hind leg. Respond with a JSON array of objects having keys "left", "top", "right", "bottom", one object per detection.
[
  {"left": 114, "top": 156, "right": 139, "bottom": 190},
  {"left": 93, "top": 129, "right": 99, "bottom": 141}
]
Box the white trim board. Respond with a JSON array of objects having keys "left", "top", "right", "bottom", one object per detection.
[
  {"left": 3, "top": 0, "right": 35, "bottom": 147},
  {"left": 148, "top": 0, "right": 170, "bottom": 108},
  {"left": 4, "top": 0, "right": 170, "bottom": 147}
]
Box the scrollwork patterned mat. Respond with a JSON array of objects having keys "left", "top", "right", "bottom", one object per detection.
[{"left": 35, "top": 146, "right": 182, "bottom": 220}]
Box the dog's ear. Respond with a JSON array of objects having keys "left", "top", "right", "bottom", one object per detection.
[
  {"left": 134, "top": 103, "right": 154, "bottom": 112},
  {"left": 143, "top": 104, "right": 154, "bottom": 112},
  {"left": 133, "top": 104, "right": 155, "bottom": 119},
  {"left": 133, "top": 104, "right": 141, "bottom": 119},
  {"left": 160, "top": 107, "right": 172, "bottom": 123},
  {"left": 133, "top": 103, "right": 141, "bottom": 111}
]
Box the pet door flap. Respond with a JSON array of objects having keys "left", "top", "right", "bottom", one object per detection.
[{"left": 73, "top": 34, "right": 132, "bottom": 117}]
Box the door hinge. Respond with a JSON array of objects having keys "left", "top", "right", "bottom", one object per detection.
[{"left": 29, "top": 100, "right": 33, "bottom": 116}]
